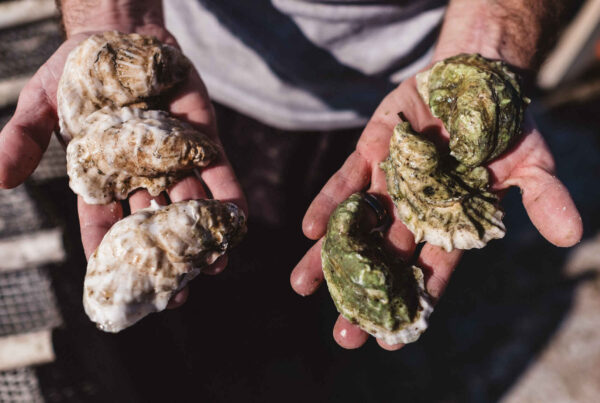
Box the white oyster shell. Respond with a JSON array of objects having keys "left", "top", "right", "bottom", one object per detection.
[
  {"left": 83, "top": 200, "right": 246, "bottom": 333},
  {"left": 381, "top": 122, "right": 505, "bottom": 252},
  {"left": 67, "top": 107, "right": 217, "bottom": 204},
  {"left": 57, "top": 31, "right": 217, "bottom": 204}
]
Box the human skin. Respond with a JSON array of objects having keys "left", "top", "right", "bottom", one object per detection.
[
  {"left": 0, "top": 0, "right": 247, "bottom": 307},
  {"left": 0, "top": 1, "right": 583, "bottom": 344},
  {"left": 291, "top": 0, "right": 583, "bottom": 350}
]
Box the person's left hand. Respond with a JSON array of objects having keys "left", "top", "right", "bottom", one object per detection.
[{"left": 290, "top": 74, "right": 583, "bottom": 350}]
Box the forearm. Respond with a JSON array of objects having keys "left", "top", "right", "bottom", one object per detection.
[
  {"left": 434, "top": 0, "right": 567, "bottom": 70},
  {"left": 56, "top": 0, "right": 164, "bottom": 37}
]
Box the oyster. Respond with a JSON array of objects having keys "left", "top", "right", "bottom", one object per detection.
[
  {"left": 67, "top": 107, "right": 216, "bottom": 204},
  {"left": 321, "top": 192, "right": 433, "bottom": 345},
  {"left": 83, "top": 199, "right": 246, "bottom": 333},
  {"left": 57, "top": 31, "right": 217, "bottom": 204},
  {"left": 416, "top": 53, "right": 529, "bottom": 167},
  {"left": 381, "top": 122, "right": 505, "bottom": 252}
]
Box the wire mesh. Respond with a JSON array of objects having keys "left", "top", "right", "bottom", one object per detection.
[
  {"left": 0, "top": 185, "right": 44, "bottom": 238},
  {"left": 0, "top": 367, "right": 44, "bottom": 403},
  {"left": 0, "top": 17, "right": 62, "bottom": 80},
  {"left": 30, "top": 136, "right": 67, "bottom": 182},
  {"left": 0, "top": 268, "right": 61, "bottom": 337},
  {"left": 0, "top": 7, "right": 68, "bottom": 403}
]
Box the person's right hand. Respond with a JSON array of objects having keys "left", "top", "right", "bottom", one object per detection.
[{"left": 0, "top": 21, "right": 246, "bottom": 308}]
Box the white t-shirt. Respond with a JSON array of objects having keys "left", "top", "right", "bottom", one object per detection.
[{"left": 165, "top": 0, "right": 447, "bottom": 130}]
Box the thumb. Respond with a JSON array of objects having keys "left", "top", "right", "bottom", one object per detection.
[
  {"left": 0, "top": 65, "right": 58, "bottom": 188},
  {"left": 508, "top": 164, "right": 582, "bottom": 247}
]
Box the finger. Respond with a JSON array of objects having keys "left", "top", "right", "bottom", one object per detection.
[
  {"left": 369, "top": 165, "right": 417, "bottom": 260},
  {"left": 167, "top": 286, "right": 189, "bottom": 309},
  {"left": 128, "top": 190, "right": 168, "bottom": 213},
  {"left": 168, "top": 71, "right": 214, "bottom": 135},
  {"left": 355, "top": 120, "right": 395, "bottom": 161},
  {"left": 487, "top": 120, "right": 582, "bottom": 247},
  {"left": 417, "top": 244, "right": 463, "bottom": 301},
  {"left": 167, "top": 71, "right": 247, "bottom": 214},
  {"left": 202, "top": 255, "right": 228, "bottom": 275},
  {"left": 505, "top": 165, "right": 582, "bottom": 247},
  {"left": 368, "top": 77, "right": 445, "bottom": 138},
  {"left": 376, "top": 339, "right": 405, "bottom": 351},
  {"left": 167, "top": 174, "right": 207, "bottom": 202},
  {"left": 333, "top": 315, "right": 369, "bottom": 349},
  {"left": 303, "top": 151, "right": 370, "bottom": 240},
  {"left": 78, "top": 197, "right": 124, "bottom": 259},
  {"left": 290, "top": 239, "right": 324, "bottom": 296},
  {"left": 198, "top": 156, "right": 248, "bottom": 215},
  {"left": 0, "top": 72, "right": 57, "bottom": 188},
  {"left": 488, "top": 116, "right": 554, "bottom": 186}
]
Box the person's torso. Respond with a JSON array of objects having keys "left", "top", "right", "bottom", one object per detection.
[{"left": 165, "top": 0, "right": 447, "bottom": 130}]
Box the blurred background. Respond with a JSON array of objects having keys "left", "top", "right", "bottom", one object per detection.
[{"left": 0, "top": 0, "right": 599, "bottom": 402}]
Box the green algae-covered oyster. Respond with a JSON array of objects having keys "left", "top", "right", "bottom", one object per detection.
[
  {"left": 416, "top": 53, "right": 529, "bottom": 167},
  {"left": 321, "top": 192, "right": 433, "bottom": 345},
  {"left": 381, "top": 122, "right": 505, "bottom": 252}
]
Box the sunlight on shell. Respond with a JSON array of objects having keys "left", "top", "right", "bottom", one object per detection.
[
  {"left": 84, "top": 200, "right": 246, "bottom": 333},
  {"left": 57, "top": 31, "right": 217, "bottom": 204},
  {"left": 381, "top": 123, "right": 505, "bottom": 252}
]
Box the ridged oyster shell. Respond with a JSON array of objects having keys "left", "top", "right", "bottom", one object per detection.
[
  {"left": 381, "top": 122, "right": 505, "bottom": 252},
  {"left": 84, "top": 200, "right": 246, "bottom": 333},
  {"left": 67, "top": 107, "right": 216, "bottom": 204},
  {"left": 321, "top": 193, "right": 433, "bottom": 345},
  {"left": 58, "top": 31, "right": 217, "bottom": 204},
  {"left": 416, "top": 53, "right": 529, "bottom": 167}
]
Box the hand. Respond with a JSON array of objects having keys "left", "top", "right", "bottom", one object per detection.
[
  {"left": 0, "top": 26, "right": 246, "bottom": 309},
  {"left": 290, "top": 74, "right": 583, "bottom": 350}
]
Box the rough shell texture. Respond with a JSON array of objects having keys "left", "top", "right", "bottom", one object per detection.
[
  {"left": 83, "top": 200, "right": 246, "bottom": 333},
  {"left": 58, "top": 31, "right": 217, "bottom": 204},
  {"left": 381, "top": 122, "right": 505, "bottom": 252},
  {"left": 321, "top": 193, "right": 433, "bottom": 345},
  {"left": 416, "top": 53, "right": 529, "bottom": 167},
  {"left": 67, "top": 107, "right": 217, "bottom": 204}
]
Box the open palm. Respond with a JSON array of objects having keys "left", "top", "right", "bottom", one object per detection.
[
  {"left": 0, "top": 28, "right": 246, "bottom": 307},
  {"left": 291, "top": 75, "right": 582, "bottom": 350}
]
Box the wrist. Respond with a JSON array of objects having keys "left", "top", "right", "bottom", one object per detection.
[
  {"left": 58, "top": 0, "right": 164, "bottom": 38},
  {"left": 432, "top": 0, "right": 560, "bottom": 71},
  {"left": 433, "top": 3, "right": 503, "bottom": 63}
]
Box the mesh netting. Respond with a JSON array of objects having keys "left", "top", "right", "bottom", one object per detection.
[
  {"left": 0, "top": 17, "right": 62, "bottom": 79},
  {"left": 0, "top": 267, "right": 61, "bottom": 337},
  {"left": 0, "top": 185, "right": 44, "bottom": 238},
  {"left": 0, "top": 8, "right": 67, "bottom": 403},
  {"left": 0, "top": 368, "right": 43, "bottom": 403},
  {"left": 0, "top": 12, "right": 67, "bottom": 182},
  {"left": 30, "top": 136, "right": 67, "bottom": 182}
]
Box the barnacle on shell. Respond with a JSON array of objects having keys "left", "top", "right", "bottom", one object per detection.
[
  {"left": 321, "top": 193, "right": 433, "bottom": 345},
  {"left": 84, "top": 200, "right": 246, "bottom": 333},
  {"left": 416, "top": 53, "right": 529, "bottom": 167},
  {"left": 58, "top": 31, "right": 217, "bottom": 204},
  {"left": 381, "top": 122, "right": 505, "bottom": 252}
]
